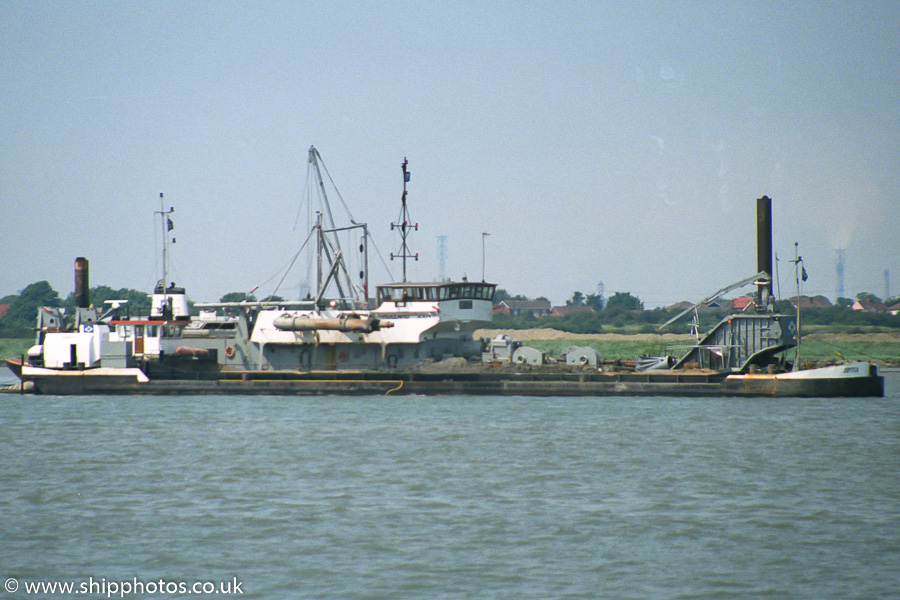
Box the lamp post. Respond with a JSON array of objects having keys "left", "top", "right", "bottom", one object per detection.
[{"left": 482, "top": 232, "right": 490, "bottom": 281}]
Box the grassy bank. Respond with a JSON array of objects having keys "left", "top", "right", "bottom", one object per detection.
[
  {"left": 522, "top": 339, "right": 680, "bottom": 360},
  {"left": 794, "top": 338, "right": 900, "bottom": 364}
]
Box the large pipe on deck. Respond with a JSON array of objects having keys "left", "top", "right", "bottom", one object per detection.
[
  {"left": 756, "top": 196, "right": 773, "bottom": 308},
  {"left": 74, "top": 257, "right": 90, "bottom": 308},
  {"left": 273, "top": 314, "right": 393, "bottom": 333}
]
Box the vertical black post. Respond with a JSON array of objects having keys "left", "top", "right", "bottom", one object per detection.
[
  {"left": 74, "top": 257, "right": 89, "bottom": 308},
  {"left": 756, "top": 195, "right": 773, "bottom": 308}
]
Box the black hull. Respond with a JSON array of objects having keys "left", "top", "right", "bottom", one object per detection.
[{"left": 23, "top": 369, "right": 885, "bottom": 398}]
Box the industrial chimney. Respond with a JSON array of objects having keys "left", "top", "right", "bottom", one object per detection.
[
  {"left": 756, "top": 196, "right": 773, "bottom": 309},
  {"left": 74, "top": 257, "right": 90, "bottom": 308}
]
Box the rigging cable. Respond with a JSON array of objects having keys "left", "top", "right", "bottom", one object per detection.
[
  {"left": 293, "top": 161, "right": 313, "bottom": 233},
  {"left": 317, "top": 155, "right": 358, "bottom": 225},
  {"left": 367, "top": 230, "right": 396, "bottom": 283},
  {"left": 255, "top": 227, "right": 316, "bottom": 308}
]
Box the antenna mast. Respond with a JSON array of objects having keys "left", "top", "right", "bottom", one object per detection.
[
  {"left": 155, "top": 192, "right": 175, "bottom": 291},
  {"left": 391, "top": 157, "right": 418, "bottom": 282}
]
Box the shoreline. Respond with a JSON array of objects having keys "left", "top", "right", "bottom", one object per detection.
[
  {"left": 475, "top": 329, "right": 693, "bottom": 342},
  {"left": 476, "top": 328, "right": 900, "bottom": 342}
]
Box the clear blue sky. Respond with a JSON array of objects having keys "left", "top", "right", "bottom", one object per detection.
[{"left": 2, "top": 1, "right": 898, "bottom": 307}]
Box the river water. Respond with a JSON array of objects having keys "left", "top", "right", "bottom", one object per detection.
[{"left": 1, "top": 372, "right": 898, "bottom": 599}]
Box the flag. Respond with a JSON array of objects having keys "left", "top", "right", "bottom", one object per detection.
[
  {"left": 801, "top": 266, "right": 808, "bottom": 282},
  {"left": 404, "top": 171, "right": 411, "bottom": 182},
  {"left": 167, "top": 217, "right": 174, "bottom": 231}
]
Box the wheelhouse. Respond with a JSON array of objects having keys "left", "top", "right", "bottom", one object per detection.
[
  {"left": 376, "top": 282, "right": 496, "bottom": 304},
  {"left": 109, "top": 319, "right": 188, "bottom": 356}
]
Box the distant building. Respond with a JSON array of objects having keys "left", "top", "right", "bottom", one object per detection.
[
  {"left": 0, "top": 304, "right": 9, "bottom": 319},
  {"left": 731, "top": 297, "right": 756, "bottom": 311},
  {"left": 852, "top": 298, "right": 887, "bottom": 312},
  {"left": 495, "top": 300, "right": 552, "bottom": 318},
  {"left": 551, "top": 305, "right": 594, "bottom": 317},
  {"left": 698, "top": 300, "right": 726, "bottom": 311},
  {"left": 788, "top": 295, "right": 833, "bottom": 309},
  {"left": 889, "top": 303, "right": 900, "bottom": 316}
]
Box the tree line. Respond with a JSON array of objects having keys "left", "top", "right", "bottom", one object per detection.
[
  {"left": 0, "top": 282, "right": 287, "bottom": 338},
  {"left": 492, "top": 288, "right": 900, "bottom": 334},
  {"left": 1, "top": 280, "right": 897, "bottom": 338},
  {"left": 0, "top": 281, "right": 156, "bottom": 338}
]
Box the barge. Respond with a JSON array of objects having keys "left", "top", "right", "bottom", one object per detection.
[
  {"left": 3, "top": 151, "right": 885, "bottom": 398},
  {"left": 11, "top": 362, "right": 883, "bottom": 397}
]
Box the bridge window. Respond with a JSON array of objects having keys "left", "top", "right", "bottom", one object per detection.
[{"left": 377, "top": 283, "right": 496, "bottom": 302}]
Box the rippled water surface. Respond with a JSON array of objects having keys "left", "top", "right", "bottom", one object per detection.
[{"left": 2, "top": 374, "right": 898, "bottom": 599}]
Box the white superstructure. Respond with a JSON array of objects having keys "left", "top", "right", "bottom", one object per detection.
[{"left": 237, "top": 281, "right": 495, "bottom": 370}]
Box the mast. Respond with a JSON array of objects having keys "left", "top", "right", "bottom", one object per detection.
[
  {"left": 791, "top": 241, "right": 806, "bottom": 371},
  {"left": 309, "top": 147, "right": 340, "bottom": 241},
  {"left": 391, "top": 157, "right": 418, "bottom": 282},
  {"left": 306, "top": 146, "right": 366, "bottom": 306},
  {"left": 155, "top": 193, "right": 175, "bottom": 289},
  {"left": 315, "top": 211, "right": 324, "bottom": 296},
  {"left": 360, "top": 225, "right": 369, "bottom": 302}
]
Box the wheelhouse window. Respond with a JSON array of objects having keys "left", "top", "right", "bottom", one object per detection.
[{"left": 378, "top": 283, "right": 496, "bottom": 303}]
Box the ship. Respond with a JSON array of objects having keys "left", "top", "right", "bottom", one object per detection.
[{"left": 3, "top": 152, "right": 884, "bottom": 397}]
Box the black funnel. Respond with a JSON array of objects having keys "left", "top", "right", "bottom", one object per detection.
[
  {"left": 74, "top": 257, "right": 90, "bottom": 308},
  {"left": 756, "top": 196, "right": 773, "bottom": 307}
]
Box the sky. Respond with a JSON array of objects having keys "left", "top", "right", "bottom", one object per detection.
[{"left": 2, "top": 1, "right": 898, "bottom": 308}]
